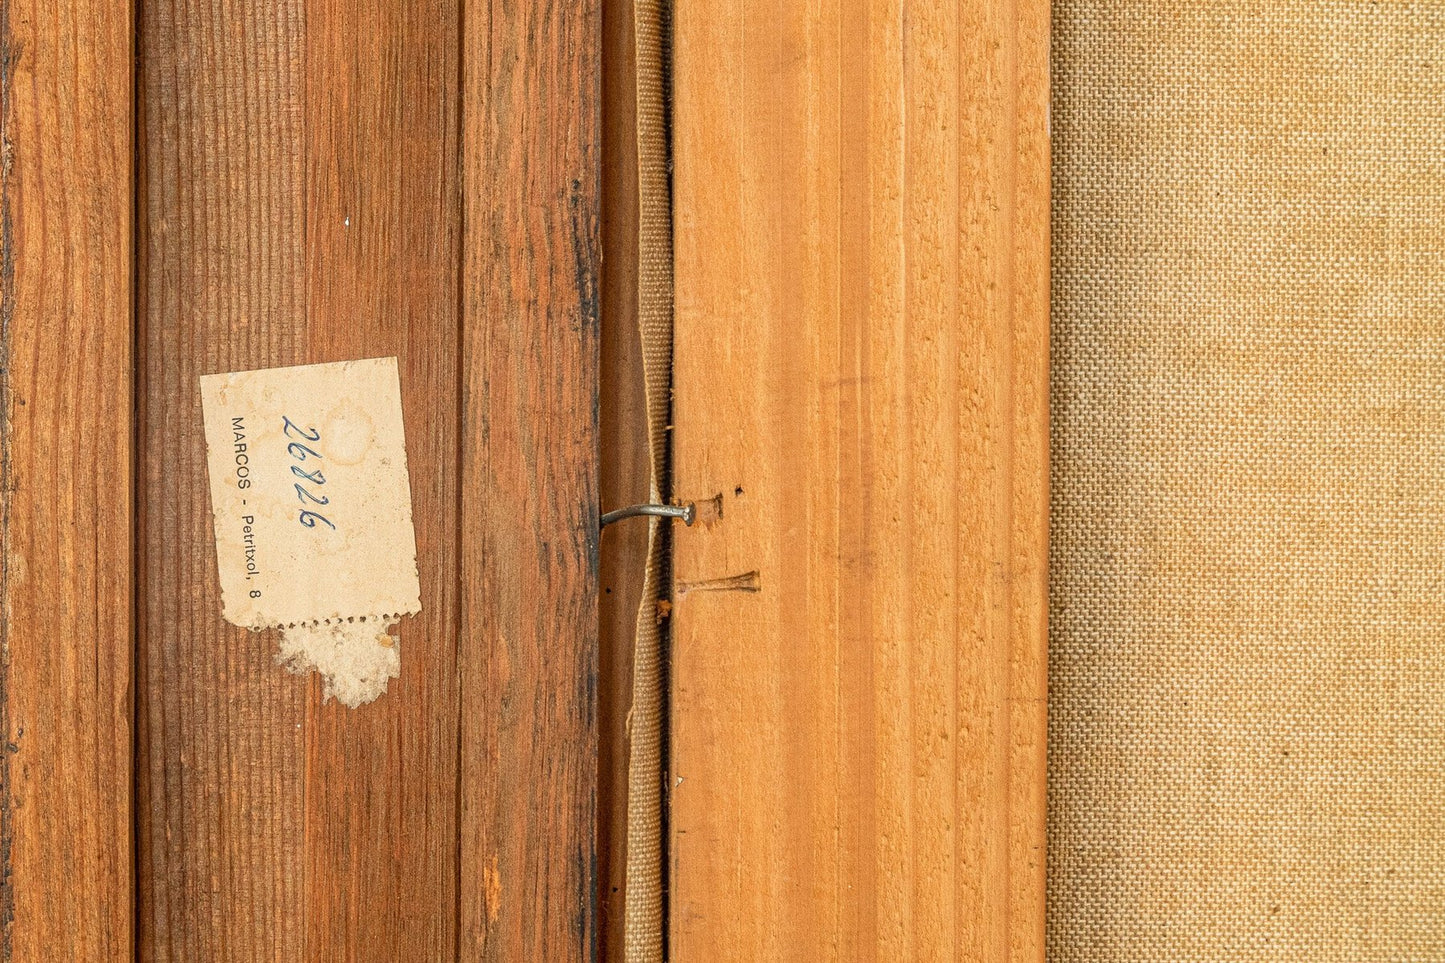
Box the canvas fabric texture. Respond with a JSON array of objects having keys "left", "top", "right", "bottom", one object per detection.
[
  {"left": 1050, "top": 3, "right": 1445, "bottom": 959},
  {"left": 624, "top": 0, "right": 673, "bottom": 960}
]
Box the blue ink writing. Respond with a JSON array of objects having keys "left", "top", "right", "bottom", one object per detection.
[{"left": 284, "top": 416, "right": 336, "bottom": 530}]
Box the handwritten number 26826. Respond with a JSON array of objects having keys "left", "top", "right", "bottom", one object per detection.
[{"left": 282, "top": 415, "right": 335, "bottom": 530}]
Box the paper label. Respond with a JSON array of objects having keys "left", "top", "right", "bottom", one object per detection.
[{"left": 200, "top": 358, "right": 420, "bottom": 706}]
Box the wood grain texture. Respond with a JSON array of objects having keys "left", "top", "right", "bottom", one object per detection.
[
  {"left": 599, "top": 0, "right": 651, "bottom": 955},
  {"left": 459, "top": 0, "right": 600, "bottom": 959},
  {"left": 143, "top": 0, "right": 466, "bottom": 957},
  {"left": 667, "top": 0, "right": 1049, "bottom": 959},
  {"left": 302, "top": 0, "right": 461, "bottom": 957},
  {"left": 137, "top": 0, "right": 307, "bottom": 958},
  {"left": 138, "top": 0, "right": 603, "bottom": 957},
  {"left": 0, "top": 0, "right": 133, "bottom": 959}
]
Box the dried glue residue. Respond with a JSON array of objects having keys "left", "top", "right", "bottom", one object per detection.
[{"left": 277, "top": 619, "right": 402, "bottom": 708}]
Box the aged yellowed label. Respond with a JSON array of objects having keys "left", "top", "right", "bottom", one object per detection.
[{"left": 200, "top": 358, "right": 420, "bottom": 706}]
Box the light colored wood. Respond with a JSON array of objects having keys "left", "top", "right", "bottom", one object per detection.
[
  {"left": 458, "top": 1, "right": 600, "bottom": 959},
  {"left": 0, "top": 0, "right": 134, "bottom": 959},
  {"left": 137, "top": 0, "right": 307, "bottom": 957},
  {"left": 668, "top": 0, "right": 1049, "bottom": 958}
]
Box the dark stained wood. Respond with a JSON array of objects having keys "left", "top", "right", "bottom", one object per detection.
[
  {"left": 0, "top": 0, "right": 134, "bottom": 959},
  {"left": 141, "top": 0, "right": 467, "bottom": 957},
  {"left": 136, "top": 0, "right": 307, "bottom": 959},
  {"left": 458, "top": 0, "right": 601, "bottom": 959},
  {"left": 302, "top": 0, "right": 462, "bottom": 958},
  {"left": 599, "top": 0, "right": 651, "bottom": 957},
  {"left": 131, "top": 0, "right": 604, "bottom": 957}
]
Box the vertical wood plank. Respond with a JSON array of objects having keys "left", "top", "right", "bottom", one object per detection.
[
  {"left": 459, "top": 0, "right": 601, "bottom": 958},
  {"left": 136, "top": 0, "right": 308, "bottom": 958},
  {"left": 599, "top": 0, "right": 651, "bottom": 955},
  {"left": 0, "top": 0, "right": 133, "bottom": 959},
  {"left": 667, "top": 0, "right": 1049, "bottom": 958},
  {"left": 302, "top": 0, "right": 461, "bottom": 958}
]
